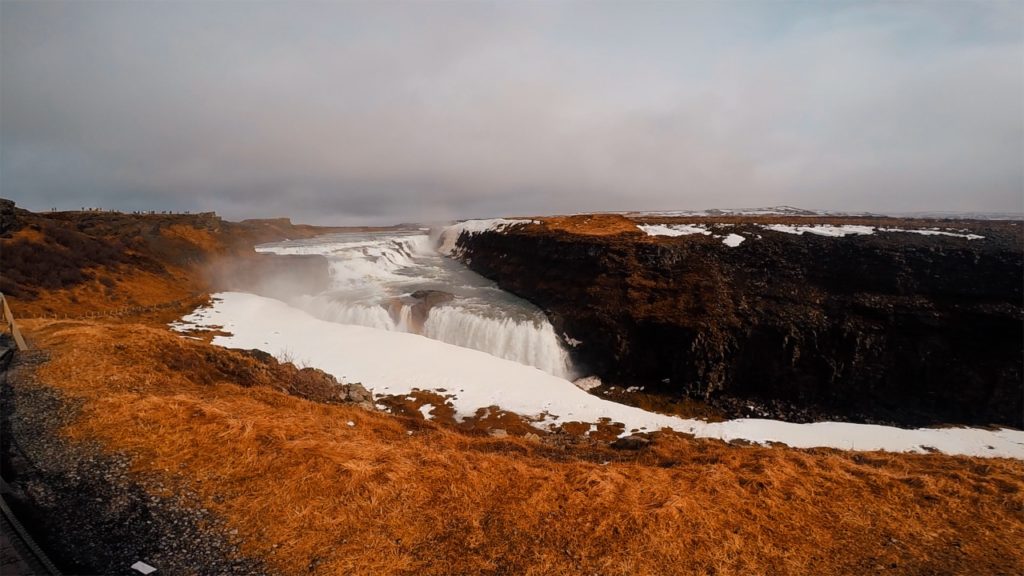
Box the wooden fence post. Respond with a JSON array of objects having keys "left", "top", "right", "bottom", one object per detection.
[{"left": 0, "top": 293, "right": 30, "bottom": 351}]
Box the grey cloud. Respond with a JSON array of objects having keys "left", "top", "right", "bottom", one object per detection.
[{"left": 2, "top": 1, "right": 1021, "bottom": 224}]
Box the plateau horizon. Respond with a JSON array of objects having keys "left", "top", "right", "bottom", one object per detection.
[{"left": 7, "top": 203, "right": 1023, "bottom": 228}]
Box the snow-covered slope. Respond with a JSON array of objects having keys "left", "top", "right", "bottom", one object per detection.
[{"left": 174, "top": 292, "right": 1024, "bottom": 459}]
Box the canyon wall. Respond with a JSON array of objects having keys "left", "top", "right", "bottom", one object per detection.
[{"left": 452, "top": 218, "right": 1024, "bottom": 427}]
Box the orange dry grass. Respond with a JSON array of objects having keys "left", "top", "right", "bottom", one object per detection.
[
  {"left": 537, "top": 214, "right": 644, "bottom": 237},
  {"left": 8, "top": 267, "right": 197, "bottom": 320},
  {"left": 8, "top": 226, "right": 48, "bottom": 244},
  {"left": 26, "top": 320, "right": 1024, "bottom": 576},
  {"left": 160, "top": 224, "right": 226, "bottom": 254}
]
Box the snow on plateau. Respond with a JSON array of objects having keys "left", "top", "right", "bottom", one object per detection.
[
  {"left": 762, "top": 224, "right": 876, "bottom": 237},
  {"left": 636, "top": 224, "right": 711, "bottom": 237},
  {"left": 437, "top": 219, "right": 538, "bottom": 256},
  {"left": 761, "top": 224, "right": 984, "bottom": 240}
]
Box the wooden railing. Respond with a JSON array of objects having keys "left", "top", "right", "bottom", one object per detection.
[{"left": 0, "top": 292, "right": 29, "bottom": 351}]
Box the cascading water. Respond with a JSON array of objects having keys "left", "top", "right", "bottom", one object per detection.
[{"left": 256, "top": 230, "right": 576, "bottom": 379}]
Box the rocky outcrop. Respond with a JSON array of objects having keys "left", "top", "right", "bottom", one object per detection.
[
  {"left": 385, "top": 290, "right": 456, "bottom": 333},
  {"left": 450, "top": 217, "right": 1024, "bottom": 427}
]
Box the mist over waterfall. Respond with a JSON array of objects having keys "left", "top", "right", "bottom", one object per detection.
[{"left": 257, "top": 230, "right": 575, "bottom": 379}]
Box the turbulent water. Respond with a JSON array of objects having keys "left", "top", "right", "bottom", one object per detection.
[{"left": 256, "top": 231, "right": 575, "bottom": 378}]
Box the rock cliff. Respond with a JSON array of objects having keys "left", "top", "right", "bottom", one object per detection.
[{"left": 449, "top": 215, "right": 1024, "bottom": 427}]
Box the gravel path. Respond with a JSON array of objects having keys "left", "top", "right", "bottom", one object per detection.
[{"left": 1, "top": 338, "right": 270, "bottom": 575}]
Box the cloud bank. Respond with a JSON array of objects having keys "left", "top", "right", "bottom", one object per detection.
[{"left": 2, "top": 1, "right": 1021, "bottom": 224}]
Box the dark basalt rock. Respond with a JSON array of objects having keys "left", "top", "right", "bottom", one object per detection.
[
  {"left": 610, "top": 435, "right": 651, "bottom": 450},
  {"left": 409, "top": 289, "right": 456, "bottom": 306},
  {"left": 450, "top": 220, "right": 1024, "bottom": 428},
  {"left": 385, "top": 290, "right": 456, "bottom": 333}
]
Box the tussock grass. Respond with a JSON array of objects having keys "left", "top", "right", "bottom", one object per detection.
[{"left": 22, "top": 320, "right": 1024, "bottom": 575}]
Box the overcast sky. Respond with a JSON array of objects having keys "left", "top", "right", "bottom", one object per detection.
[{"left": 2, "top": 1, "right": 1022, "bottom": 224}]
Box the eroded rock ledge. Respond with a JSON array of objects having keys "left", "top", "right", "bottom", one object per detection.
[{"left": 449, "top": 216, "right": 1024, "bottom": 427}]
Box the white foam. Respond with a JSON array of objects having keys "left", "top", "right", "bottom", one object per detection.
[{"left": 175, "top": 292, "right": 1024, "bottom": 459}]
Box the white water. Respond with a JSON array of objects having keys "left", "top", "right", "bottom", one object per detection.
[
  {"left": 421, "top": 306, "right": 570, "bottom": 376},
  {"left": 256, "top": 230, "right": 575, "bottom": 379}
]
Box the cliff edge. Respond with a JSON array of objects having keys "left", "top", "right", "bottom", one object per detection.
[{"left": 448, "top": 214, "right": 1024, "bottom": 427}]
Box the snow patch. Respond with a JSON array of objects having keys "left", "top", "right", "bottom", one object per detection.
[
  {"left": 722, "top": 233, "right": 745, "bottom": 247},
  {"left": 419, "top": 404, "right": 434, "bottom": 420},
  {"left": 636, "top": 224, "right": 711, "bottom": 237},
  {"left": 638, "top": 225, "right": 744, "bottom": 247},
  {"left": 437, "top": 219, "right": 538, "bottom": 256},
  {"left": 131, "top": 562, "right": 157, "bottom": 575},
  {"left": 762, "top": 224, "right": 876, "bottom": 237},
  {"left": 574, "top": 376, "right": 602, "bottom": 392},
  {"left": 761, "top": 224, "right": 984, "bottom": 240},
  {"left": 879, "top": 228, "right": 984, "bottom": 240}
]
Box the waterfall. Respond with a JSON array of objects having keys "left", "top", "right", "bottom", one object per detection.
[
  {"left": 258, "top": 230, "right": 575, "bottom": 378},
  {"left": 294, "top": 295, "right": 395, "bottom": 331},
  {"left": 421, "top": 306, "right": 574, "bottom": 379}
]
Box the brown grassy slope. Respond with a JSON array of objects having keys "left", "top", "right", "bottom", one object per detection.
[
  {"left": 0, "top": 201, "right": 347, "bottom": 319},
  {"left": 25, "top": 319, "right": 1024, "bottom": 576}
]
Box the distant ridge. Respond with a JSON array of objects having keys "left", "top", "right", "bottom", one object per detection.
[
  {"left": 619, "top": 206, "right": 1024, "bottom": 220},
  {"left": 622, "top": 206, "right": 822, "bottom": 217},
  {"left": 885, "top": 210, "right": 1024, "bottom": 221}
]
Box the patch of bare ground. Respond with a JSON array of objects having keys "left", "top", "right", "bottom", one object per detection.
[
  {"left": 17, "top": 319, "right": 1024, "bottom": 576},
  {"left": 535, "top": 214, "right": 646, "bottom": 236}
]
